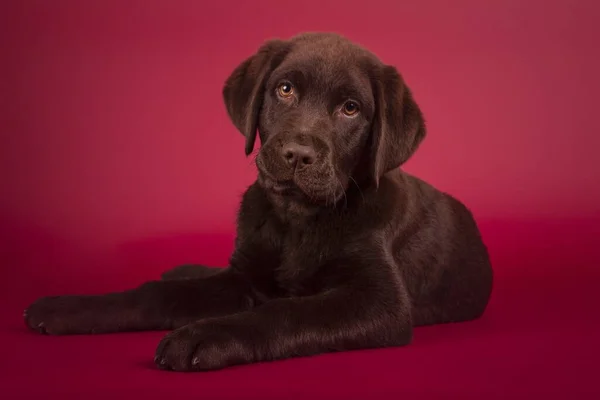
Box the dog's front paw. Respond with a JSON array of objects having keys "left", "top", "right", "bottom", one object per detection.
[
  {"left": 154, "top": 322, "right": 253, "bottom": 372},
  {"left": 24, "top": 295, "right": 97, "bottom": 335}
]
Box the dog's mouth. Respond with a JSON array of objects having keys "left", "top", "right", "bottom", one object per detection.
[
  {"left": 259, "top": 174, "right": 304, "bottom": 197},
  {"left": 271, "top": 182, "right": 299, "bottom": 195},
  {"left": 258, "top": 171, "right": 346, "bottom": 207}
]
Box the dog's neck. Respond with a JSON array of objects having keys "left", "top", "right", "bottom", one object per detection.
[
  {"left": 265, "top": 190, "right": 323, "bottom": 225},
  {"left": 261, "top": 181, "right": 369, "bottom": 227}
]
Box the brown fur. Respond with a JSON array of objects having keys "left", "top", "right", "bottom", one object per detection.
[{"left": 24, "top": 32, "right": 493, "bottom": 372}]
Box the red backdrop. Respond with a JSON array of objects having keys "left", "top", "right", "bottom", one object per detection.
[{"left": 1, "top": 0, "right": 599, "bottom": 398}]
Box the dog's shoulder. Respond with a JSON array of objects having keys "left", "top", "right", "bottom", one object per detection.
[
  {"left": 354, "top": 170, "right": 436, "bottom": 229},
  {"left": 354, "top": 169, "right": 476, "bottom": 246},
  {"left": 379, "top": 170, "right": 482, "bottom": 253}
]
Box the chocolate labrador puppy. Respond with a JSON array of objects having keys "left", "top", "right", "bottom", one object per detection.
[{"left": 24, "top": 32, "right": 493, "bottom": 371}]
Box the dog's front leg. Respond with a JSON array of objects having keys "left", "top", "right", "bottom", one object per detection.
[
  {"left": 154, "top": 266, "right": 412, "bottom": 371},
  {"left": 24, "top": 268, "right": 254, "bottom": 335}
]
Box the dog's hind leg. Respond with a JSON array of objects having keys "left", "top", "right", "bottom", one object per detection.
[{"left": 161, "top": 264, "right": 224, "bottom": 280}]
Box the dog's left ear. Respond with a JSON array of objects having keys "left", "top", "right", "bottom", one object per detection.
[
  {"left": 369, "top": 65, "right": 426, "bottom": 185},
  {"left": 223, "top": 39, "right": 289, "bottom": 156}
]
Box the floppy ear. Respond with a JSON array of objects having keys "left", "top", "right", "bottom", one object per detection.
[
  {"left": 370, "top": 65, "right": 426, "bottom": 185},
  {"left": 222, "top": 40, "right": 288, "bottom": 156}
]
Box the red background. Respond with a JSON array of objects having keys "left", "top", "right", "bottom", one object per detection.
[{"left": 1, "top": 0, "right": 599, "bottom": 398}]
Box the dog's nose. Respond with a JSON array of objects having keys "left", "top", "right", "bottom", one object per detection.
[{"left": 282, "top": 142, "right": 316, "bottom": 168}]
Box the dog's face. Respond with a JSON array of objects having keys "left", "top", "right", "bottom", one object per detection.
[{"left": 223, "top": 33, "right": 426, "bottom": 211}]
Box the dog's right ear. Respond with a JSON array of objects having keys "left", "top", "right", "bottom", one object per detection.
[{"left": 223, "top": 40, "right": 289, "bottom": 156}]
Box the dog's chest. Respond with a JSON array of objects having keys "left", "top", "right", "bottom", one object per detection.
[{"left": 274, "top": 225, "right": 335, "bottom": 296}]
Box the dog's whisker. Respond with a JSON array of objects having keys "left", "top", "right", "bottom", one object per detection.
[
  {"left": 248, "top": 151, "right": 260, "bottom": 166},
  {"left": 331, "top": 185, "right": 337, "bottom": 209},
  {"left": 349, "top": 177, "right": 364, "bottom": 203},
  {"left": 337, "top": 177, "right": 348, "bottom": 209}
]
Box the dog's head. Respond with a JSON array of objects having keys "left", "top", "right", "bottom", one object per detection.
[{"left": 223, "top": 33, "right": 426, "bottom": 210}]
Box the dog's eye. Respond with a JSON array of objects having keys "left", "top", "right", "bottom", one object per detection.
[
  {"left": 277, "top": 82, "right": 294, "bottom": 98},
  {"left": 342, "top": 101, "right": 360, "bottom": 116}
]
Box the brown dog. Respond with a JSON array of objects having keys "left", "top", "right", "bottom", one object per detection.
[{"left": 24, "top": 32, "right": 493, "bottom": 372}]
